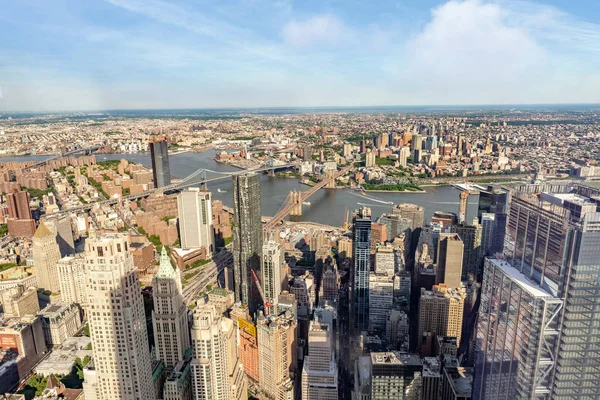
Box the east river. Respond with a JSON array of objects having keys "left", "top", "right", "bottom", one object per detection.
[{"left": 3, "top": 150, "right": 480, "bottom": 226}]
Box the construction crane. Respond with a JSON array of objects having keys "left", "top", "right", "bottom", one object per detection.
[{"left": 251, "top": 269, "right": 271, "bottom": 316}]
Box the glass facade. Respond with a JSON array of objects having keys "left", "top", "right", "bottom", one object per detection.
[
  {"left": 353, "top": 208, "right": 371, "bottom": 333},
  {"left": 150, "top": 138, "right": 171, "bottom": 188},
  {"left": 476, "top": 183, "right": 600, "bottom": 399}
]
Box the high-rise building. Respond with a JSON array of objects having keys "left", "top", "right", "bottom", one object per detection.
[
  {"left": 475, "top": 183, "right": 600, "bottom": 399},
  {"left": 177, "top": 188, "right": 215, "bottom": 255},
  {"left": 392, "top": 203, "right": 425, "bottom": 231},
  {"left": 149, "top": 136, "right": 171, "bottom": 188},
  {"left": 398, "top": 147, "right": 410, "bottom": 167},
  {"left": 477, "top": 184, "right": 508, "bottom": 255},
  {"left": 262, "top": 239, "right": 283, "bottom": 314},
  {"left": 235, "top": 312, "right": 259, "bottom": 384},
  {"left": 47, "top": 215, "right": 75, "bottom": 257},
  {"left": 479, "top": 213, "right": 495, "bottom": 257},
  {"left": 319, "top": 261, "right": 339, "bottom": 305},
  {"left": 83, "top": 232, "right": 154, "bottom": 400},
  {"left": 231, "top": 173, "right": 262, "bottom": 316},
  {"left": 370, "top": 222, "right": 387, "bottom": 253},
  {"left": 442, "top": 367, "right": 473, "bottom": 400},
  {"left": 57, "top": 254, "right": 87, "bottom": 305},
  {"left": 378, "top": 213, "right": 412, "bottom": 242},
  {"left": 301, "top": 320, "right": 338, "bottom": 400},
  {"left": 152, "top": 247, "right": 190, "bottom": 371},
  {"left": 370, "top": 352, "right": 423, "bottom": 400},
  {"left": 190, "top": 297, "right": 247, "bottom": 400},
  {"left": 32, "top": 221, "right": 62, "bottom": 294},
  {"left": 365, "top": 152, "right": 376, "bottom": 168},
  {"left": 436, "top": 233, "right": 464, "bottom": 289},
  {"left": 422, "top": 357, "right": 442, "bottom": 400},
  {"left": 418, "top": 284, "right": 465, "bottom": 351},
  {"left": 375, "top": 244, "right": 395, "bottom": 276},
  {"left": 257, "top": 314, "right": 297, "bottom": 400},
  {"left": 450, "top": 222, "right": 482, "bottom": 281},
  {"left": 163, "top": 359, "right": 192, "bottom": 400},
  {"left": 352, "top": 207, "right": 371, "bottom": 333},
  {"left": 0, "top": 285, "right": 39, "bottom": 318},
  {"left": 369, "top": 273, "right": 394, "bottom": 332},
  {"left": 6, "top": 189, "right": 31, "bottom": 219}
]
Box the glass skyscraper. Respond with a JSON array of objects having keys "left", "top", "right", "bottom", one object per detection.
[
  {"left": 352, "top": 207, "right": 371, "bottom": 333},
  {"left": 149, "top": 136, "right": 171, "bottom": 188},
  {"left": 231, "top": 173, "right": 263, "bottom": 317},
  {"left": 474, "top": 183, "right": 600, "bottom": 399}
]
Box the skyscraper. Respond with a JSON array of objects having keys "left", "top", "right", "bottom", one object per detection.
[
  {"left": 477, "top": 184, "right": 508, "bottom": 255},
  {"left": 190, "top": 297, "right": 247, "bottom": 400},
  {"left": 475, "top": 183, "right": 600, "bottom": 399},
  {"left": 47, "top": 215, "right": 75, "bottom": 257},
  {"left": 479, "top": 213, "right": 495, "bottom": 257},
  {"left": 450, "top": 222, "right": 482, "bottom": 281},
  {"left": 417, "top": 284, "right": 465, "bottom": 352},
  {"left": 352, "top": 207, "right": 371, "bottom": 333},
  {"left": 152, "top": 247, "right": 190, "bottom": 371},
  {"left": 301, "top": 320, "right": 338, "bottom": 400},
  {"left": 369, "top": 352, "right": 423, "bottom": 400},
  {"left": 57, "top": 254, "right": 87, "bottom": 305},
  {"left": 257, "top": 313, "right": 297, "bottom": 400},
  {"left": 261, "top": 239, "right": 283, "bottom": 314},
  {"left": 231, "top": 173, "right": 262, "bottom": 316},
  {"left": 177, "top": 188, "right": 215, "bottom": 255},
  {"left": 436, "top": 233, "right": 464, "bottom": 289},
  {"left": 32, "top": 221, "right": 62, "bottom": 294},
  {"left": 392, "top": 203, "right": 425, "bottom": 231},
  {"left": 83, "top": 232, "right": 154, "bottom": 400},
  {"left": 149, "top": 136, "right": 171, "bottom": 188}
]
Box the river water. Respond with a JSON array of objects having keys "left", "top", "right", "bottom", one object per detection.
[{"left": 2, "top": 150, "right": 479, "bottom": 226}]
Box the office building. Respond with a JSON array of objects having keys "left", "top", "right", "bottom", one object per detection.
[
  {"left": 479, "top": 213, "right": 495, "bottom": 257},
  {"left": 231, "top": 173, "right": 262, "bottom": 316},
  {"left": 152, "top": 247, "right": 190, "bottom": 370},
  {"left": 386, "top": 309, "right": 410, "bottom": 351},
  {"left": 474, "top": 258, "right": 560, "bottom": 399},
  {"left": 442, "top": 367, "right": 473, "bottom": 400},
  {"left": 375, "top": 244, "right": 395, "bottom": 276},
  {"left": 47, "top": 215, "right": 75, "bottom": 257},
  {"left": 262, "top": 239, "right": 283, "bottom": 314},
  {"left": 369, "top": 273, "right": 394, "bottom": 332},
  {"left": 257, "top": 314, "right": 297, "bottom": 400},
  {"left": 163, "top": 359, "right": 192, "bottom": 400},
  {"left": 301, "top": 320, "right": 338, "bottom": 400},
  {"left": 378, "top": 213, "right": 412, "bottom": 242},
  {"left": 177, "top": 188, "right": 215, "bottom": 255},
  {"left": 369, "top": 352, "right": 422, "bottom": 400},
  {"left": 0, "top": 285, "right": 39, "bottom": 318},
  {"left": 436, "top": 233, "right": 464, "bottom": 289},
  {"left": 57, "top": 255, "right": 87, "bottom": 306},
  {"left": 149, "top": 136, "right": 171, "bottom": 188},
  {"left": 418, "top": 284, "right": 465, "bottom": 351},
  {"left": 492, "top": 183, "right": 600, "bottom": 398},
  {"left": 84, "top": 232, "right": 154, "bottom": 400},
  {"left": 319, "top": 261, "right": 339, "bottom": 304},
  {"left": 352, "top": 207, "right": 371, "bottom": 333},
  {"left": 393, "top": 271, "right": 411, "bottom": 311},
  {"left": 422, "top": 357, "right": 442, "bottom": 400},
  {"left": 190, "top": 297, "right": 247, "bottom": 400},
  {"left": 477, "top": 185, "right": 508, "bottom": 255},
  {"left": 337, "top": 237, "right": 353, "bottom": 260},
  {"left": 32, "top": 221, "right": 62, "bottom": 294},
  {"left": 392, "top": 203, "right": 425, "bottom": 232},
  {"left": 450, "top": 222, "right": 482, "bottom": 281},
  {"left": 38, "top": 302, "right": 82, "bottom": 348}
]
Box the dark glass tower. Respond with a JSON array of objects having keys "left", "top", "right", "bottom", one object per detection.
[
  {"left": 231, "top": 173, "right": 263, "bottom": 317},
  {"left": 477, "top": 184, "right": 508, "bottom": 255},
  {"left": 352, "top": 207, "right": 371, "bottom": 333},
  {"left": 149, "top": 137, "right": 171, "bottom": 188},
  {"left": 474, "top": 183, "right": 600, "bottom": 399}
]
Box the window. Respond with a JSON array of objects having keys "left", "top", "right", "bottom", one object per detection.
[{"left": 98, "top": 247, "right": 104, "bottom": 257}]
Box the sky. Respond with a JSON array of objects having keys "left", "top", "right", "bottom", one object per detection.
[{"left": 1, "top": 0, "right": 600, "bottom": 111}]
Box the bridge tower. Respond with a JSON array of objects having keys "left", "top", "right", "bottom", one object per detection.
[
  {"left": 325, "top": 169, "right": 336, "bottom": 189},
  {"left": 289, "top": 190, "right": 302, "bottom": 217}
]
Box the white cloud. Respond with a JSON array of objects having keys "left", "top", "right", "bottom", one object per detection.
[{"left": 282, "top": 15, "right": 348, "bottom": 48}]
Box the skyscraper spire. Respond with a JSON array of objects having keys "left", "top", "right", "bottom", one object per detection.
[{"left": 156, "top": 246, "right": 175, "bottom": 278}]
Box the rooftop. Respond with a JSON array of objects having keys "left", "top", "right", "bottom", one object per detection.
[
  {"left": 445, "top": 367, "right": 473, "bottom": 396},
  {"left": 488, "top": 259, "right": 553, "bottom": 298},
  {"left": 370, "top": 352, "right": 422, "bottom": 366}
]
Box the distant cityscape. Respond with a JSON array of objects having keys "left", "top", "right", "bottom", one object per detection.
[{"left": 0, "top": 107, "right": 598, "bottom": 400}]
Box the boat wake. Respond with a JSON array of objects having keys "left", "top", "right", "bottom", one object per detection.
[
  {"left": 357, "top": 202, "right": 389, "bottom": 208},
  {"left": 351, "top": 192, "right": 393, "bottom": 205}
]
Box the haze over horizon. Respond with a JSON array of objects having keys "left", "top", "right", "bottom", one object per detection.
[{"left": 1, "top": 0, "right": 600, "bottom": 112}]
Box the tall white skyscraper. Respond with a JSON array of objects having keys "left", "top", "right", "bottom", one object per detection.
[
  {"left": 152, "top": 247, "right": 190, "bottom": 370},
  {"left": 83, "top": 232, "right": 154, "bottom": 400},
  {"left": 190, "top": 297, "right": 247, "bottom": 400},
  {"left": 32, "top": 221, "right": 62, "bottom": 294},
  {"left": 301, "top": 320, "right": 338, "bottom": 400},
  {"left": 262, "top": 239, "right": 283, "bottom": 314},
  {"left": 177, "top": 188, "right": 214, "bottom": 255}
]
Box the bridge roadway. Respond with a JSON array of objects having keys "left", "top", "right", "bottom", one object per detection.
[
  {"left": 45, "top": 162, "right": 300, "bottom": 218},
  {"left": 264, "top": 164, "right": 353, "bottom": 230},
  {"left": 23, "top": 147, "right": 100, "bottom": 171}
]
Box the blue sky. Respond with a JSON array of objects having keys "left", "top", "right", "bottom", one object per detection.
[{"left": 1, "top": 0, "right": 599, "bottom": 111}]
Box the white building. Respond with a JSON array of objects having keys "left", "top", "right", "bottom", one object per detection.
[
  {"left": 83, "top": 232, "right": 154, "bottom": 400},
  {"left": 375, "top": 244, "right": 395, "bottom": 276},
  {"left": 301, "top": 320, "right": 338, "bottom": 400},
  {"left": 57, "top": 255, "right": 87, "bottom": 306},
  {"left": 369, "top": 273, "right": 394, "bottom": 332},
  {"left": 152, "top": 247, "right": 190, "bottom": 371},
  {"left": 177, "top": 188, "right": 215, "bottom": 255},
  {"left": 38, "top": 302, "right": 82, "bottom": 348},
  {"left": 262, "top": 239, "right": 283, "bottom": 314}
]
